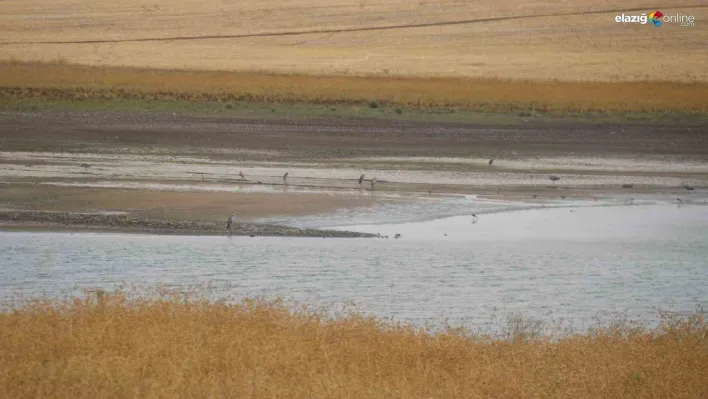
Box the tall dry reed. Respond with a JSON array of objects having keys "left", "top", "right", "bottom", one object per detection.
[{"left": 1, "top": 290, "right": 706, "bottom": 398}]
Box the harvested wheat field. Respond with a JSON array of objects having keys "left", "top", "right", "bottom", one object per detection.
[
  {"left": 1, "top": 292, "right": 707, "bottom": 399},
  {"left": 2, "top": 1, "right": 708, "bottom": 115},
  {"left": 0, "top": 0, "right": 707, "bottom": 81}
]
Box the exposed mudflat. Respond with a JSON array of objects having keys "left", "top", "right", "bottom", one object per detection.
[
  {"left": 2, "top": 110, "right": 707, "bottom": 159},
  {"left": 1, "top": 109, "right": 706, "bottom": 233},
  {"left": 0, "top": 210, "right": 374, "bottom": 237}
]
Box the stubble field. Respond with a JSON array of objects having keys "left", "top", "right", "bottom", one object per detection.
[
  {"left": 1, "top": 0, "right": 707, "bottom": 81},
  {"left": 1, "top": 1, "right": 708, "bottom": 115}
]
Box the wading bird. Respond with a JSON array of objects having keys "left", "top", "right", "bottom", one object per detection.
[
  {"left": 549, "top": 175, "right": 560, "bottom": 185},
  {"left": 488, "top": 158, "right": 494, "bottom": 166},
  {"left": 471, "top": 214, "right": 479, "bottom": 224},
  {"left": 677, "top": 198, "right": 683, "bottom": 204},
  {"left": 283, "top": 172, "right": 289, "bottom": 185},
  {"left": 684, "top": 184, "right": 695, "bottom": 191},
  {"left": 239, "top": 171, "right": 245, "bottom": 179},
  {"left": 226, "top": 214, "right": 234, "bottom": 234},
  {"left": 371, "top": 177, "right": 376, "bottom": 190},
  {"left": 359, "top": 174, "right": 366, "bottom": 187}
]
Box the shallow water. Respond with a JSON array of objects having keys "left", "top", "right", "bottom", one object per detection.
[{"left": 2, "top": 203, "right": 707, "bottom": 332}]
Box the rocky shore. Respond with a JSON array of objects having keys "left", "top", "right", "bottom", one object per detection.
[{"left": 0, "top": 211, "right": 374, "bottom": 238}]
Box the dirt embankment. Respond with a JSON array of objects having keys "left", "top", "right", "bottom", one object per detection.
[
  {"left": 1, "top": 110, "right": 707, "bottom": 159},
  {"left": 0, "top": 211, "right": 374, "bottom": 238}
]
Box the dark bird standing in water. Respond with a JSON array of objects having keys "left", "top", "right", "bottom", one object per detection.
[
  {"left": 488, "top": 159, "right": 494, "bottom": 166},
  {"left": 283, "top": 172, "right": 289, "bottom": 185},
  {"left": 359, "top": 174, "right": 365, "bottom": 187},
  {"left": 226, "top": 214, "right": 234, "bottom": 234}
]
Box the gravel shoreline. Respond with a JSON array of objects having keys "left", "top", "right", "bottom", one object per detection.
[{"left": 0, "top": 211, "right": 374, "bottom": 238}]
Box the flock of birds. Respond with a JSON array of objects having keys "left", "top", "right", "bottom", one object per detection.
[
  {"left": 230, "top": 159, "right": 701, "bottom": 202},
  {"left": 216, "top": 158, "right": 701, "bottom": 235},
  {"left": 236, "top": 170, "right": 378, "bottom": 189},
  {"left": 75, "top": 158, "right": 698, "bottom": 199},
  {"left": 68, "top": 158, "right": 700, "bottom": 234}
]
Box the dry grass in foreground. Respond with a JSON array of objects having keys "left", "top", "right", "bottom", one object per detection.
[
  {"left": 2, "top": 61, "right": 708, "bottom": 115},
  {"left": 1, "top": 291, "right": 707, "bottom": 398}
]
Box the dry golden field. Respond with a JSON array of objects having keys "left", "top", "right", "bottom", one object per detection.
[
  {"left": 3, "top": 61, "right": 708, "bottom": 114},
  {"left": 1, "top": 292, "right": 707, "bottom": 398},
  {"left": 1, "top": 0, "right": 707, "bottom": 81}
]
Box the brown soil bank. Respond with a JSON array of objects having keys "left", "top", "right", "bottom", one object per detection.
[
  {"left": 1, "top": 293, "right": 707, "bottom": 399},
  {"left": 0, "top": 211, "right": 373, "bottom": 238},
  {"left": 0, "top": 185, "right": 375, "bottom": 222},
  {"left": 1, "top": 109, "right": 707, "bottom": 160}
]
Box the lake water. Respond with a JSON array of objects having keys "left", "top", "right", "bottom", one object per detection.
[{"left": 1, "top": 202, "right": 708, "bottom": 332}]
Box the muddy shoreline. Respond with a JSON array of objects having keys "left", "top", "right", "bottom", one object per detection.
[
  {"left": 2, "top": 109, "right": 707, "bottom": 160},
  {"left": 2, "top": 109, "right": 706, "bottom": 231},
  {"left": 0, "top": 211, "right": 374, "bottom": 238}
]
